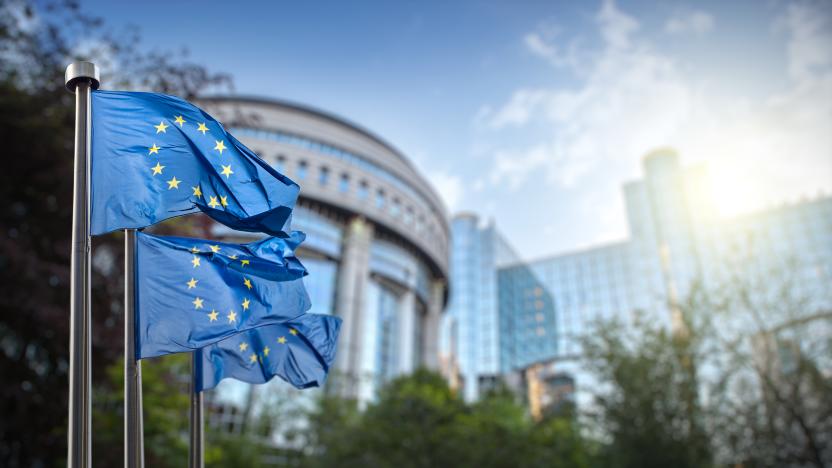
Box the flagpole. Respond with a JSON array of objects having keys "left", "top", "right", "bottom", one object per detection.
[
  {"left": 189, "top": 353, "right": 204, "bottom": 468},
  {"left": 124, "top": 229, "right": 144, "bottom": 467},
  {"left": 65, "top": 61, "right": 99, "bottom": 468}
]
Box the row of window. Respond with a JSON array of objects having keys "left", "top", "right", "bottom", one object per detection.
[
  {"left": 233, "top": 126, "right": 440, "bottom": 221},
  {"left": 280, "top": 156, "right": 437, "bottom": 236}
]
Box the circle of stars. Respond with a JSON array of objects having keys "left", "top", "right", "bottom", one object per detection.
[{"left": 144, "top": 116, "right": 239, "bottom": 212}]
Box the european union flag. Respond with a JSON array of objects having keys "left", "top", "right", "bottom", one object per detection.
[
  {"left": 194, "top": 313, "right": 341, "bottom": 392},
  {"left": 91, "top": 90, "right": 299, "bottom": 237},
  {"left": 135, "top": 231, "right": 311, "bottom": 359}
]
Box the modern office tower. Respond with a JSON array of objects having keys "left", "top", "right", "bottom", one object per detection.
[
  {"left": 453, "top": 148, "right": 832, "bottom": 413},
  {"left": 198, "top": 96, "right": 450, "bottom": 403},
  {"left": 442, "top": 214, "right": 519, "bottom": 402}
]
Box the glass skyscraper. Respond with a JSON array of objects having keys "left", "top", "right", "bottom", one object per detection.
[
  {"left": 446, "top": 148, "right": 832, "bottom": 410},
  {"left": 442, "top": 214, "right": 519, "bottom": 401}
]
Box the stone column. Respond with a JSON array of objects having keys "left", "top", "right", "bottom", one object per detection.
[
  {"left": 421, "top": 280, "right": 445, "bottom": 370},
  {"left": 396, "top": 290, "right": 416, "bottom": 375},
  {"left": 334, "top": 217, "right": 373, "bottom": 396}
]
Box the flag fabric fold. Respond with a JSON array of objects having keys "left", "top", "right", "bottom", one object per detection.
[
  {"left": 91, "top": 90, "right": 299, "bottom": 237},
  {"left": 135, "top": 231, "right": 310, "bottom": 359},
  {"left": 194, "top": 313, "right": 341, "bottom": 392}
]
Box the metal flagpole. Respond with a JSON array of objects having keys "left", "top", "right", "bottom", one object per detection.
[
  {"left": 65, "top": 61, "right": 99, "bottom": 468},
  {"left": 189, "top": 353, "right": 204, "bottom": 468},
  {"left": 124, "top": 229, "right": 144, "bottom": 467}
]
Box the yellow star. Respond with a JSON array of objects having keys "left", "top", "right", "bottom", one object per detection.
[
  {"left": 192, "top": 297, "right": 204, "bottom": 309},
  {"left": 243, "top": 278, "right": 252, "bottom": 290},
  {"left": 241, "top": 298, "right": 250, "bottom": 311},
  {"left": 240, "top": 259, "right": 250, "bottom": 267},
  {"left": 197, "top": 122, "right": 209, "bottom": 135},
  {"left": 239, "top": 342, "right": 248, "bottom": 352},
  {"left": 207, "top": 310, "right": 218, "bottom": 322},
  {"left": 151, "top": 162, "right": 165, "bottom": 176},
  {"left": 155, "top": 121, "right": 169, "bottom": 133},
  {"left": 192, "top": 185, "right": 202, "bottom": 198},
  {"left": 263, "top": 346, "right": 270, "bottom": 357},
  {"left": 186, "top": 278, "right": 198, "bottom": 289},
  {"left": 249, "top": 353, "right": 257, "bottom": 363},
  {"left": 174, "top": 115, "right": 186, "bottom": 127},
  {"left": 191, "top": 256, "right": 201, "bottom": 268},
  {"left": 220, "top": 165, "right": 233, "bottom": 178},
  {"left": 190, "top": 246, "right": 200, "bottom": 253},
  {"left": 166, "top": 176, "right": 181, "bottom": 190},
  {"left": 214, "top": 140, "right": 227, "bottom": 154},
  {"left": 148, "top": 144, "right": 160, "bottom": 155},
  {"left": 209, "top": 245, "right": 220, "bottom": 253},
  {"left": 229, "top": 254, "right": 238, "bottom": 260},
  {"left": 289, "top": 328, "right": 298, "bottom": 336},
  {"left": 277, "top": 336, "right": 287, "bottom": 344},
  {"left": 208, "top": 196, "right": 220, "bottom": 209},
  {"left": 220, "top": 195, "right": 228, "bottom": 207},
  {"left": 227, "top": 310, "right": 237, "bottom": 323}
]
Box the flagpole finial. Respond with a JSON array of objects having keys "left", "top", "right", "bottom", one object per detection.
[{"left": 65, "top": 61, "right": 100, "bottom": 92}]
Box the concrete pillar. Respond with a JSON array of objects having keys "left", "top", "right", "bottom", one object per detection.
[
  {"left": 396, "top": 290, "right": 416, "bottom": 375},
  {"left": 422, "top": 280, "right": 445, "bottom": 370},
  {"left": 334, "top": 217, "right": 373, "bottom": 395}
]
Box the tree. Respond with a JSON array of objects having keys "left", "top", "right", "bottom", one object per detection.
[
  {"left": 0, "top": 1, "right": 230, "bottom": 465},
  {"left": 92, "top": 354, "right": 277, "bottom": 467},
  {"left": 696, "top": 241, "right": 832, "bottom": 467},
  {"left": 582, "top": 312, "right": 713, "bottom": 468},
  {"left": 581, "top": 233, "right": 832, "bottom": 468},
  {"left": 299, "top": 370, "right": 595, "bottom": 468}
]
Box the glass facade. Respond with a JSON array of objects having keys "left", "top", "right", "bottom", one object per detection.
[
  {"left": 231, "top": 126, "right": 437, "bottom": 215},
  {"left": 283, "top": 204, "right": 440, "bottom": 401},
  {"left": 497, "top": 265, "right": 557, "bottom": 372},
  {"left": 449, "top": 149, "right": 832, "bottom": 412},
  {"left": 300, "top": 257, "right": 337, "bottom": 316},
  {"left": 213, "top": 170, "right": 445, "bottom": 405},
  {"left": 443, "top": 215, "right": 519, "bottom": 401}
]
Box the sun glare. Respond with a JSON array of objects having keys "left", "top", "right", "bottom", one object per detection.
[{"left": 707, "top": 164, "right": 766, "bottom": 218}]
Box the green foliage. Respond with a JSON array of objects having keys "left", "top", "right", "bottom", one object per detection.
[
  {"left": 300, "top": 369, "right": 593, "bottom": 468},
  {"left": 0, "top": 2, "right": 231, "bottom": 465},
  {"left": 93, "top": 354, "right": 273, "bottom": 467},
  {"left": 93, "top": 354, "right": 190, "bottom": 466},
  {"left": 582, "top": 317, "right": 712, "bottom": 468}
]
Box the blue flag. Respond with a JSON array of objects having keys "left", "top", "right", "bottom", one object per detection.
[
  {"left": 135, "top": 231, "right": 311, "bottom": 359},
  {"left": 91, "top": 90, "right": 299, "bottom": 237},
  {"left": 194, "top": 313, "right": 341, "bottom": 392}
]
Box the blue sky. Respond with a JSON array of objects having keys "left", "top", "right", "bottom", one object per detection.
[{"left": 81, "top": 0, "right": 832, "bottom": 259}]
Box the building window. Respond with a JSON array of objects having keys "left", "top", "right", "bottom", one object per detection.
[
  {"left": 297, "top": 160, "right": 307, "bottom": 180},
  {"left": 275, "top": 154, "right": 286, "bottom": 173},
  {"left": 358, "top": 180, "right": 369, "bottom": 199},
  {"left": 376, "top": 189, "right": 385, "bottom": 209},
  {"left": 339, "top": 173, "right": 349, "bottom": 193},
  {"left": 391, "top": 198, "right": 401, "bottom": 218},
  {"left": 319, "top": 166, "right": 329, "bottom": 185}
]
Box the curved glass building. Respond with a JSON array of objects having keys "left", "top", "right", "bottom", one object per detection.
[{"left": 200, "top": 96, "right": 449, "bottom": 400}]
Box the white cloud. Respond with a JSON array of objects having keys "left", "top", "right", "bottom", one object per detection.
[
  {"left": 482, "top": 0, "right": 831, "bottom": 219},
  {"left": 597, "top": 0, "right": 639, "bottom": 49},
  {"left": 664, "top": 10, "right": 715, "bottom": 36},
  {"left": 487, "top": 0, "right": 692, "bottom": 190},
  {"left": 486, "top": 89, "right": 550, "bottom": 128},
  {"left": 523, "top": 27, "right": 586, "bottom": 70},
  {"left": 780, "top": 1, "right": 832, "bottom": 82}
]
